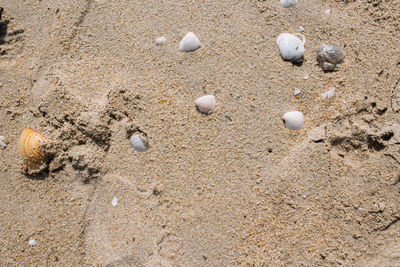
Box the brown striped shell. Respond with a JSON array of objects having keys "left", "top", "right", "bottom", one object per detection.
[{"left": 19, "top": 128, "right": 49, "bottom": 168}]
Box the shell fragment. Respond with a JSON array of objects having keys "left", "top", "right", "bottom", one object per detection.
[
  {"left": 280, "top": 0, "right": 298, "bottom": 8},
  {"left": 321, "top": 88, "right": 335, "bottom": 99},
  {"left": 112, "top": 197, "right": 118, "bottom": 207},
  {"left": 0, "top": 136, "right": 6, "bottom": 148},
  {"left": 155, "top": 36, "right": 166, "bottom": 45}
]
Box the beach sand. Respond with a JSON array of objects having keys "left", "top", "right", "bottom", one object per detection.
[{"left": 0, "top": 0, "right": 399, "bottom": 265}]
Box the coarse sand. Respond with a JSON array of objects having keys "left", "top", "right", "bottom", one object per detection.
[{"left": 0, "top": 0, "right": 400, "bottom": 265}]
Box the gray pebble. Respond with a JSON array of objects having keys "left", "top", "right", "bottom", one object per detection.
[{"left": 317, "top": 44, "right": 344, "bottom": 71}]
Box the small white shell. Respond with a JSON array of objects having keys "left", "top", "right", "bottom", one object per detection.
[
  {"left": 0, "top": 136, "right": 6, "bottom": 148},
  {"left": 112, "top": 197, "right": 118, "bottom": 207},
  {"left": 179, "top": 32, "right": 200, "bottom": 52},
  {"left": 195, "top": 95, "right": 216, "bottom": 114},
  {"left": 276, "top": 33, "right": 305, "bottom": 63},
  {"left": 280, "top": 0, "right": 298, "bottom": 8},
  {"left": 28, "top": 239, "right": 37, "bottom": 246},
  {"left": 130, "top": 134, "right": 148, "bottom": 152},
  {"left": 155, "top": 36, "right": 166, "bottom": 45},
  {"left": 321, "top": 88, "right": 335, "bottom": 99},
  {"left": 294, "top": 88, "right": 301, "bottom": 96},
  {"left": 283, "top": 111, "right": 304, "bottom": 130},
  {"left": 299, "top": 26, "right": 304, "bottom": 32}
]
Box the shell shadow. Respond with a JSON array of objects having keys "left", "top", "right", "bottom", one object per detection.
[
  {"left": 291, "top": 57, "right": 304, "bottom": 67},
  {"left": 195, "top": 105, "right": 212, "bottom": 115},
  {"left": 22, "top": 167, "right": 50, "bottom": 180},
  {"left": 0, "top": 8, "right": 25, "bottom": 47},
  {"left": 393, "top": 174, "right": 400, "bottom": 186},
  {"left": 0, "top": 19, "right": 8, "bottom": 45}
]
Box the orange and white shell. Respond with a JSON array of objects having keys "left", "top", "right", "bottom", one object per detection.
[{"left": 19, "top": 128, "right": 49, "bottom": 168}]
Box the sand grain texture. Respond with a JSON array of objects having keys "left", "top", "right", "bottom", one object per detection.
[{"left": 0, "top": 0, "right": 399, "bottom": 265}]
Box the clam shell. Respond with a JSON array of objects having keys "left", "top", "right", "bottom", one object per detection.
[
  {"left": 317, "top": 44, "right": 344, "bottom": 71},
  {"left": 280, "top": 0, "right": 298, "bottom": 8},
  {"left": 276, "top": 33, "right": 305, "bottom": 63},
  {"left": 195, "top": 95, "right": 216, "bottom": 114},
  {"left": 179, "top": 32, "right": 200, "bottom": 52},
  {"left": 19, "top": 128, "right": 49, "bottom": 168},
  {"left": 130, "top": 134, "right": 148, "bottom": 152},
  {"left": 283, "top": 111, "right": 304, "bottom": 130}
]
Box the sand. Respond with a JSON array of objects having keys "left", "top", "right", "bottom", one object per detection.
[{"left": 0, "top": 0, "right": 399, "bottom": 265}]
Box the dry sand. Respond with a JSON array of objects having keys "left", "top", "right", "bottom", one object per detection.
[{"left": 0, "top": 0, "right": 399, "bottom": 265}]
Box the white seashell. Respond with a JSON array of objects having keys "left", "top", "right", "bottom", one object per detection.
[
  {"left": 195, "top": 95, "right": 216, "bottom": 114},
  {"left": 299, "top": 26, "right": 304, "bottom": 32},
  {"left": 112, "top": 197, "right": 118, "bottom": 207},
  {"left": 283, "top": 111, "right": 304, "bottom": 130},
  {"left": 294, "top": 88, "right": 301, "bottom": 96},
  {"left": 280, "top": 0, "right": 298, "bottom": 8},
  {"left": 0, "top": 136, "right": 6, "bottom": 148},
  {"left": 325, "top": 9, "right": 331, "bottom": 15},
  {"left": 28, "top": 239, "right": 37, "bottom": 246},
  {"left": 321, "top": 88, "right": 335, "bottom": 99},
  {"left": 130, "top": 134, "right": 148, "bottom": 152},
  {"left": 276, "top": 33, "right": 305, "bottom": 63},
  {"left": 155, "top": 36, "right": 166, "bottom": 45},
  {"left": 179, "top": 32, "right": 200, "bottom": 52}
]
